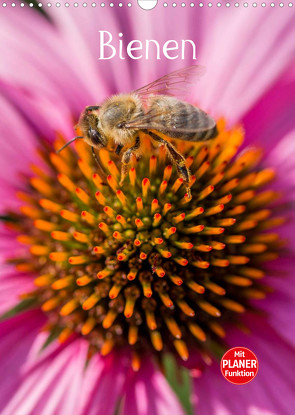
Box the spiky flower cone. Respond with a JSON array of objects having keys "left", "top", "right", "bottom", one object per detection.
[{"left": 6, "top": 121, "right": 283, "bottom": 367}]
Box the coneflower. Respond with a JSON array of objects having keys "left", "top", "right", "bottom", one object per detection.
[{"left": 5, "top": 121, "right": 283, "bottom": 371}]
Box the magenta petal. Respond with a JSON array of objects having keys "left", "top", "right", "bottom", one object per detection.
[
  {"left": 193, "top": 318, "right": 295, "bottom": 415},
  {"left": 121, "top": 359, "right": 186, "bottom": 415},
  {"left": 1, "top": 335, "right": 89, "bottom": 415},
  {"left": 79, "top": 352, "right": 128, "bottom": 415},
  {"left": 0, "top": 310, "right": 46, "bottom": 412}
]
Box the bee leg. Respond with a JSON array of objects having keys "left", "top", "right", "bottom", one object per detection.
[
  {"left": 115, "top": 144, "right": 124, "bottom": 155},
  {"left": 119, "top": 136, "right": 141, "bottom": 186},
  {"left": 145, "top": 131, "right": 192, "bottom": 199},
  {"left": 91, "top": 146, "right": 107, "bottom": 184}
]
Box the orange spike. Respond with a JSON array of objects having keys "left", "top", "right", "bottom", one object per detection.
[
  {"left": 82, "top": 294, "right": 100, "bottom": 310},
  {"left": 116, "top": 214, "right": 126, "bottom": 226},
  {"left": 159, "top": 180, "right": 168, "bottom": 196},
  {"left": 173, "top": 213, "right": 185, "bottom": 224},
  {"left": 136, "top": 197, "right": 143, "bottom": 212},
  {"left": 30, "top": 245, "right": 50, "bottom": 256},
  {"left": 225, "top": 235, "right": 246, "bottom": 244},
  {"left": 195, "top": 244, "right": 212, "bottom": 252},
  {"left": 52, "top": 276, "right": 73, "bottom": 290},
  {"left": 109, "top": 284, "right": 122, "bottom": 299},
  {"left": 164, "top": 226, "right": 176, "bottom": 238},
  {"left": 234, "top": 190, "right": 255, "bottom": 204},
  {"left": 225, "top": 275, "right": 252, "bottom": 287},
  {"left": 198, "top": 301, "right": 221, "bottom": 317},
  {"left": 104, "top": 206, "right": 115, "bottom": 219},
  {"left": 92, "top": 173, "right": 104, "bottom": 190},
  {"left": 116, "top": 189, "right": 127, "bottom": 206},
  {"left": 202, "top": 226, "right": 224, "bottom": 235},
  {"left": 57, "top": 173, "right": 76, "bottom": 193},
  {"left": 216, "top": 193, "right": 232, "bottom": 204},
  {"left": 177, "top": 300, "right": 195, "bottom": 316},
  {"left": 162, "top": 203, "right": 172, "bottom": 216},
  {"left": 102, "top": 309, "right": 118, "bottom": 329},
  {"left": 127, "top": 269, "right": 138, "bottom": 280},
  {"left": 78, "top": 158, "right": 93, "bottom": 180},
  {"left": 197, "top": 185, "right": 214, "bottom": 201},
  {"left": 253, "top": 168, "right": 275, "bottom": 188},
  {"left": 151, "top": 199, "right": 159, "bottom": 214},
  {"left": 95, "top": 191, "right": 106, "bottom": 206},
  {"left": 107, "top": 160, "right": 120, "bottom": 179},
  {"left": 210, "top": 171, "right": 225, "bottom": 186},
  {"left": 150, "top": 331, "right": 163, "bottom": 351},
  {"left": 30, "top": 177, "right": 52, "bottom": 197},
  {"left": 49, "top": 252, "right": 69, "bottom": 262},
  {"left": 60, "top": 210, "right": 79, "bottom": 223},
  {"left": 107, "top": 175, "right": 118, "bottom": 192},
  {"left": 135, "top": 218, "right": 144, "bottom": 229},
  {"left": 174, "top": 241, "right": 193, "bottom": 250},
  {"left": 81, "top": 317, "right": 97, "bottom": 335},
  {"left": 68, "top": 255, "right": 88, "bottom": 265},
  {"left": 211, "top": 241, "right": 226, "bottom": 250},
  {"left": 73, "top": 232, "right": 89, "bottom": 243},
  {"left": 205, "top": 204, "right": 224, "bottom": 216},
  {"left": 58, "top": 327, "right": 73, "bottom": 343},
  {"left": 174, "top": 257, "right": 188, "bottom": 266},
  {"left": 158, "top": 292, "right": 174, "bottom": 308},
  {"left": 42, "top": 297, "right": 60, "bottom": 312},
  {"left": 153, "top": 213, "right": 162, "bottom": 227},
  {"left": 81, "top": 211, "right": 96, "bottom": 225},
  {"left": 174, "top": 340, "right": 189, "bottom": 361},
  {"left": 129, "top": 167, "right": 136, "bottom": 187},
  {"left": 142, "top": 178, "right": 150, "bottom": 199},
  {"left": 34, "top": 274, "right": 53, "bottom": 287},
  {"left": 219, "top": 299, "right": 245, "bottom": 313},
  {"left": 149, "top": 155, "right": 157, "bottom": 176},
  {"left": 186, "top": 155, "right": 194, "bottom": 167},
  {"left": 20, "top": 206, "right": 41, "bottom": 219},
  {"left": 60, "top": 299, "right": 79, "bottom": 316},
  {"left": 219, "top": 178, "right": 239, "bottom": 195},
  {"left": 101, "top": 339, "right": 115, "bottom": 356},
  {"left": 50, "top": 153, "right": 71, "bottom": 175},
  {"left": 75, "top": 187, "right": 90, "bottom": 205},
  {"left": 51, "top": 231, "right": 71, "bottom": 241},
  {"left": 97, "top": 269, "right": 112, "bottom": 279},
  {"left": 211, "top": 258, "right": 230, "bottom": 267},
  {"left": 34, "top": 219, "right": 55, "bottom": 232},
  {"left": 169, "top": 275, "right": 183, "bottom": 286},
  {"left": 196, "top": 145, "right": 208, "bottom": 165},
  {"left": 163, "top": 164, "right": 172, "bottom": 181},
  {"left": 228, "top": 255, "right": 250, "bottom": 265},
  {"left": 192, "top": 260, "right": 209, "bottom": 269},
  {"left": 155, "top": 267, "right": 165, "bottom": 278},
  {"left": 171, "top": 178, "right": 183, "bottom": 193},
  {"left": 76, "top": 275, "right": 92, "bottom": 286},
  {"left": 113, "top": 231, "right": 124, "bottom": 241},
  {"left": 195, "top": 161, "right": 210, "bottom": 179},
  {"left": 97, "top": 221, "right": 108, "bottom": 233},
  {"left": 39, "top": 199, "right": 61, "bottom": 213},
  {"left": 240, "top": 267, "right": 265, "bottom": 279},
  {"left": 165, "top": 318, "right": 182, "bottom": 338},
  {"left": 203, "top": 281, "right": 226, "bottom": 295},
  {"left": 216, "top": 218, "right": 236, "bottom": 227},
  {"left": 185, "top": 206, "right": 204, "bottom": 220},
  {"left": 188, "top": 323, "right": 206, "bottom": 341},
  {"left": 247, "top": 209, "right": 271, "bottom": 222},
  {"left": 182, "top": 225, "right": 204, "bottom": 234},
  {"left": 146, "top": 311, "right": 157, "bottom": 330},
  {"left": 128, "top": 326, "right": 139, "bottom": 345}
]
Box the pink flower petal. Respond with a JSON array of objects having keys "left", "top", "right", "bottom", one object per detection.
[
  {"left": 79, "top": 352, "right": 128, "bottom": 415},
  {"left": 121, "top": 359, "right": 186, "bottom": 415},
  {"left": 193, "top": 318, "right": 295, "bottom": 415}
]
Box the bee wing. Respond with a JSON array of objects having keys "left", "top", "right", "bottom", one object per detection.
[
  {"left": 124, "top": 106, "right": 217, "bottom": 141},
  {"left": 132, "top": 65, "right": 206, "bottom": 101}
]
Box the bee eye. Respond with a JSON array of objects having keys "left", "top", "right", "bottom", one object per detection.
[{"left": 88, "top": 128, "right": 102, "bottom": 146}]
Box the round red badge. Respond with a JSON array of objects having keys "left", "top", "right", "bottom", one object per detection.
[{"left": 220, "top": 347, "right": 258, "bottom": 385}]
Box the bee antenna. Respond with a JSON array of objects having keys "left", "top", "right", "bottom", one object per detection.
[{"left": 56, "top": 136, "right": 83, "bottom": 154}]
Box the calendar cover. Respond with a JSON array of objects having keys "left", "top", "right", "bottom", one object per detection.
[{"left": 0, "top": 1, "right": 294, "bottom": 414}]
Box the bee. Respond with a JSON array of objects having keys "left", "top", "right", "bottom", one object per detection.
[{"left": 57, "top": 66, "right": 217, "bottom": 199}]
